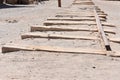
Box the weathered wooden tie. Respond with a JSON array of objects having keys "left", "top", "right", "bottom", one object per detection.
[
  {"left": 2, "top": 44, "right": 106, "bottom": 55},
  {"left": 21, "top": 32, "right": 98, "bottom": 40},
  {"left": 31, "top": 25, "right": 115, "bottom": 34},
  {"left": 73, "top": 2, "right": 95, "bottom": 5},
  {"left": 56, "top": 12, "right": 107, "bottom": 16},
  {"left": 47, "top": 17, "right": 106, "bottom": 21},
  {"left": 44, "top": 20, "right": 96, "bottom": 26},
  {"left": 44, "top": 20, "right": 116, "bottom": 27},
  {"left": 55, "top": 14, "right": 106, "bottom": 19},
  {"left": 109, "top": 38, "right": 120, "bottom": 43},
  {"left": 102, "top": 23, "right": 116, "bottom": 27},
  {"left": 31, "top": 25, "right": 97, "bottom": 32}
]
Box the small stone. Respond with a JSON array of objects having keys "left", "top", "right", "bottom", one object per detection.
[{"left": 92, "top": 66, "right": 96, "bottom": 69}]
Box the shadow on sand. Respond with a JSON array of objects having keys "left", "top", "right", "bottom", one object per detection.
[{"left": 0, "top": 4, "right": 34, "bottom": 9}]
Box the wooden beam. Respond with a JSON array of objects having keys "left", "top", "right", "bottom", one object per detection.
[
  {"left": 102, "top": 23, "right": 116, "bottom": 27},
  {"left": 56, "top": 12, "right": 94, "bottom": 16},
  {"left": 31, "top": 25, "right": 97, "bottom": 32},
  {"left": 2, "top": 44, "right": 106, "bottom": 55},
  {"left": 55, "top": 14, "right": 106, "bottom": 18},
  {"left": 97, "top": 10, "right": 105, "bottom": 13},
  {"left": 48, "top": 17, "right": 96, "bottom": 21},
  {"left": 51, "top": 16, "right": 106, "bottom": 20},
  {"left": 31, "top": 25, "right": 98, "bottom": 32},
  {"left": 44, "top": 21, "right": 114, "bottom": 26},
  {"left": 57, "top": 12, "right": 107, "bottom": 16},
  {"left": 47, "top": 17, "right": 106, "bottom": 21},
  {"left": 44, "top": 21, "right": 96, "bottom": 26},
  {"left": 110, "top": 52, "right": 120, "bottom": 57},
  {"left": 104, "top": 29, "right": 116, "bottom": 34},
  {"left": 94, "top": 8, "right": 111, "bottom": 51},
  {"left": 21, "top": 32, "right": 98, "bottom": 40},
  {"left": 109, "top": 38, "right": 120, "bottom": 43},
  {"left": 56, "top": 13, "right": 94, "bottom": 16},
  {"left": 73, "top": 2, "right": 95, "bottom": 5},
  {"left": 30, "top": 25, "right": 115, "bottom": 34}
]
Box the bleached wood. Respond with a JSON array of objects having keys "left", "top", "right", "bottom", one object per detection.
[
  {"left": 104, "top": 29, "right": 116, "bottom": 34},
  {"left": 56, "top": 13, "right": 94, "bottom": 16},
  {"left": 57, "top": 11, "right": 107, "bottom": 15},
  {"left": 55, "top": 14, "right": 106, "bottom": 18},
  {"left": 73, "top": 2, "right": 94, "bottom": 5},
  {"left": 44, "top": 21, "right": 96, "bottom": 26},
  {"left": 2, "top": 44, "right": 106, "bottom": 55},
  {"left": 44, "top": 21, "right": 114, "bottom": 26},
  {"left": 110, "top": 52, "right": 120, "bottom": 57},
  {"left": 31, "top": 25, "right": 115, "bottom": 34},
  {"left": 21, "top": 32, "right": 98, "bottom": 40},
  {"left": 31, "top": 25, "right": 98, "bottom": 32},
  {"left": 109, "top": 38, "right": 120, "bottom": 43},
  {"left": 31, "top": 25, "right": 97, "bottom": 32},
  {"left": 57, "top": 12, "right": 107, "bottom": 16},
  {"left": 47, "top": 17, "right": 106, "bottom": 21},
  {"left": 102, "top": 23, "right": 116, "bottom": 27},
  {"left": 94, "top": 8, "right": 111, "bottom": 51}
]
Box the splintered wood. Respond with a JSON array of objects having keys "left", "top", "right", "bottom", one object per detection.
[{"left": 2, "top": 0, "right": 120, "bottom": 57}]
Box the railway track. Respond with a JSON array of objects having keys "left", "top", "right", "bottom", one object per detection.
[{"left": 2, "top": 0, "right": 120, "bottom": 57}]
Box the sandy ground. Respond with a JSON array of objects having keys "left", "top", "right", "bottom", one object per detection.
[{"left": 0, "top": 0, "right": 120, "bottom": 80}]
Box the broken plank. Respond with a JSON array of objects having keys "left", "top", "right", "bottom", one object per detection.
[
  {"left": 21, "top": 32, "right": 98, "bottom": 40},
  {"left": 2, "top": 44, "right": 106, "bottom": 55},
  {"left": 44, "top": 21, "right": 96, "bottom": 26}
]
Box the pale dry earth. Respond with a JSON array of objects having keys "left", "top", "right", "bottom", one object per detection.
[{"left": 0, "top": 0, "right": 120, "bottom": 80}]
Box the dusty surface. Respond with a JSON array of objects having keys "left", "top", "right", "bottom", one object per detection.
[{"left": 0, "top": 0, "right": 120, "bottom": 80}]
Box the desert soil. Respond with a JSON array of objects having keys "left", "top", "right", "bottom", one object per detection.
[{"left": 0, "top": 0, "right": 120, "bottom": 80}]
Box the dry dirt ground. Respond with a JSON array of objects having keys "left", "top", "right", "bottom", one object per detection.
[{"left": 0, "top": 0, "right": 120, "bottom": 80}]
